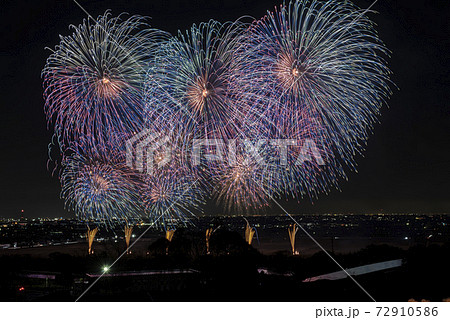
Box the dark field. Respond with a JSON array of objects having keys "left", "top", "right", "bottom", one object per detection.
[{"left": 1, "top": 214, "right": 449, "bottom": 301}]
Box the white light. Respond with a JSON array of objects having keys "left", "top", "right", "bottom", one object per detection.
[{"left": 103, "top": 266, "right": 109, "bottom": 272}]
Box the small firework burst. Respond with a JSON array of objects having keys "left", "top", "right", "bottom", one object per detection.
[
  {"left": 232, "top": 0, "right": 392, "bottom": 199},
  {"left": 140, "top": 164, "right": 205, "bottom": 229},
  {"left": 60, "top": 144, "right": 142, "bottom": 226}
]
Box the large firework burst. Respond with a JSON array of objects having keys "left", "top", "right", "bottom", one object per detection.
[
  {"left": 43, "top": 11, "right": 168, "bottom": 148},
  {"left": 232, "top": 0, "right": 392, "bottom": 199}
]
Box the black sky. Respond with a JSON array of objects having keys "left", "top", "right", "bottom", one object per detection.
[{"left": 0, "top": 0, "right": 449, "bottom": 218}]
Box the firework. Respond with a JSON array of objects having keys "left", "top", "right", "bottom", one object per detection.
[
  {"left": 44, "top": 1, "right": 393, "bottom": 221},
  {"left": 143, "top": 19, "right": 253, "bottom": 213},
  {"left": 60, "top": 144, "right": 142, "bottom": 226},
  {"left": 144, "top": 19, "right": 250, "bottom": 141},
  {"left": 288, "top": 224, "right": 298, "bottom": 255},
  {"left": 233, "top": 0, "right": 392, "bottom": 199},
  {"left": 244, "top": 219, "right": 256, "bottom": 245},
  {"left": 43, "top": 11, "right": 168, "bottom": 148},
  {"left": 140, "top": 163, "right": 205, "bottom": 229},
  {"left": 124, "top": 224, "right": 133, "bottom": 254},
  {"left": 86, "top": 227, "right": 98, "bottom": 254}
]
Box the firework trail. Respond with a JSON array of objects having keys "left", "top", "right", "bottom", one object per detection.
[
  {"left": 231, "top": 0, "right": 392, "bottom": 200},
  {"left": 43, "top": 11, "right": 169, "bottom": 149},
  {"left": 60, "top": 141, "right": 142, "bottom": 226}
]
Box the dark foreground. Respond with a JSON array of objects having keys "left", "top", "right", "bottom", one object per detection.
[{"left": 0, "top": 229, "right": 449, "bottom": 302}]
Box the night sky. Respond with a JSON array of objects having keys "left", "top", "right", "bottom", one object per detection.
[{"left": 1, "top": 0, "right": 449, "bottom": 218}]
